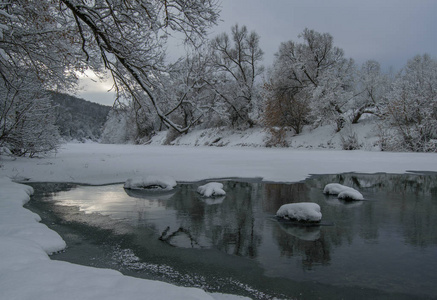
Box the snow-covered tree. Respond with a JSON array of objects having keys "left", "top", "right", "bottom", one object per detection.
[
  {"left": 165, "top": 52, "right": 228, "bottom": 130},
  {"left": 1, "top": 0, "right": 219, "bottom": 155},
  {"left": 62, "top": 0, "right": 219, "bottom": 133},
  {"left": 350, "top": 60, "right": 390, "bottom": 123},
  {"left": 0, "top": 1, "right": 92, "bottom": 89},
  {"left": 0, "top": 1, "right": 92, "bottom": 154},
  {"left": 265, "top": 29, "right": 354, "bottom": 134},
  {"left": 380, "top": 54, "right": 437, "bottom": 152},
  {"left": 0, "top": 74, "right": 60, "bottom": 156},
  {"left": 209, "top": 24, "right": 264, "bottom": 127},
  {"left": 101, "top": 106, "right": 138, "bottom": 144}
]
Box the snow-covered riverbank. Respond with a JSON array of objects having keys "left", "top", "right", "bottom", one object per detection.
[
  {"left": 0, "top": 178, "right": 247, "bottom": 300},
  {"left": 1, "top": 143, "right": 437, "bottom": 299},
  {"left": 3, "top": 143, "right": 437, "bottom": 184}
]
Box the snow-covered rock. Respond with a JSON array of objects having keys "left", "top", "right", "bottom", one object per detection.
[
  {"left": 323, "top": 183, "right": 349, "bottom": 195},
  {"left": 197, "top": 182, "right": 226, "bottom": 197},
  {"left": 124, "top": 175, "right": 177, "bottom": 190},
  {"left": 276, "top": 203, "right": 322, "bottom": 222},
  {"left": 323, "top": 183, "right": 364, "bottom": 200},
  {"left": 338, "top": 189, "right": 364, "bottom": 201}
]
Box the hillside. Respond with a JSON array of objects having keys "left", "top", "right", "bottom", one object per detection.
[
  {"left": 148, "top": 116, "right": 381, "bottom": 151},
  {"left": 51, "top": 92, "right": 111, "bottom": 142}
]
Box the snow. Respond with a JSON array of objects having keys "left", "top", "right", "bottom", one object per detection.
[
  {"left": 323, "top": 183, "right": 364, "bottom": 200},
  {"left": 276, "top": 203, "right": 322, "bottom": 222},
  {"left": 0, "top": 176, "right": 248, "bottom": 300},
  {"left": 1, "top": 142, "right": 437, "bottom": 299},
  {"left": 3, "top": 143, "right": 437, "bottom": 185},
  {"left": 148, "top": 119, "right": 380, "bottom": 150},
  {"left": 124, "top": 175, "right": 177, "bottom": 190},
  {"left": 150, "top": 127, "right": 269, "bottom": 148},
  {"left": 197, "top": 182, "right": 226, "bottom": 197},
  {"left": 323, "top": 183, "right": 350, "bottom": 195},
  {"left": 338, "top": 189, "right": 364, "bottom": 201}
]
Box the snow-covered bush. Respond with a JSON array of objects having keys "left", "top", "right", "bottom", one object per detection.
[
  {"left": 265, "top": 127, "right": 289, "bottom": 147},
  {"left": 340, "top": 125, "right": 362, "bottom": 150},
  {"left": 276, "top": 203, "right": 322, "bottom": 222},
  {"left": 340, "top": 132, "right": 361, "bottom": 150}
]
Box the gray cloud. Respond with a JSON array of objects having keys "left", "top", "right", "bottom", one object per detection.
[{"left": 213, "top": 0, "right": 436, "bottom": 69}]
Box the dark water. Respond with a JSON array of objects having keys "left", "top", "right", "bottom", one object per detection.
[{"left": 26, "top": 173, "right": 437, "bottom": 300}]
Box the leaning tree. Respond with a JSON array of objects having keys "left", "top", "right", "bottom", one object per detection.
[
  {"left": 60, "top": 0, "right": 220, "bottom": 133},
  {"left": 0, "top": 0, "right": 220, "bottom": 154}
]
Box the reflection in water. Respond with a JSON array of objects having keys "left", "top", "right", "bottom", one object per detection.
[
  {"left": 276, "top": 221, "right": 321, "bottom": 241},
  {"left": 27, "top": 173, "right": 437, "bottom": 300},
  {"left": 124, "top": 187, "right": 177, "bottom": 200},
  {"left": 272, "top": 224, "right": 331, "bottom": 268},
  {"left": 262, "top": 182, "right": 310, "bottom": 213}
]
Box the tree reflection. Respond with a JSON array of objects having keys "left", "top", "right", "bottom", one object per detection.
[
  {"left": 307, "top": 173, "right": 437, "bottom": 247},
  {"left": 264, "top": 182, "right": 332, "bottom": 268},
  {"left": 203, "top": 181, "right": 263, "bottom": 257},
  {"left": 160, "top": 181, "right": 263, "bottom": 257},
  {"left": 273, "top": 223, "right": 331, "bottom": 268},
  {"left": 128, "top": 173, "right": 437, "bottom": 269},
  {"left": 263, "top": 182, "right": 309, "bottom": 213},
  {"left": 29, "top": 174, "right": 437, "bottom": 298}
]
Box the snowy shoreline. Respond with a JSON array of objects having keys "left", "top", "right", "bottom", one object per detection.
[
  {"left": 1, "top": 143, "right": 437, "bottom": 299},
  {"left": 0, "top": 179, "right": 248, "bottom": 300},
  {"left": 3, "top": 143, "right": 437, "bottom": 185}
]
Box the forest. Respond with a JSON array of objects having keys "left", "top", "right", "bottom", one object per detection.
[
  {"left": 52, "top": 92, "right": 110, "bottom": 143},
  {"left": 0, "top": 1, "right": 436, "bottom": 156}
]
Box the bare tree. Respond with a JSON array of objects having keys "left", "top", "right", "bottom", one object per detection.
[
  {"left": 263, "top": 81, "right": 311, "bottom": 136},
  {"left": 209, "top": 24, "right": 264, "bottom": 127}
]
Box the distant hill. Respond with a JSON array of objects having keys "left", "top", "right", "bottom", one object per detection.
[{"left": 51, "top": 92, "right": 111, "bottom": 142}]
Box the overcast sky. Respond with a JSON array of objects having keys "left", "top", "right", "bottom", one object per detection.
[{"left": 77, "top": 0, "right": 436, "bottom": 106}]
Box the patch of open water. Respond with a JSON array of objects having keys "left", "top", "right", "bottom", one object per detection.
[{"left": 26, "top": 173, "right": 437, "bottom": 300}]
